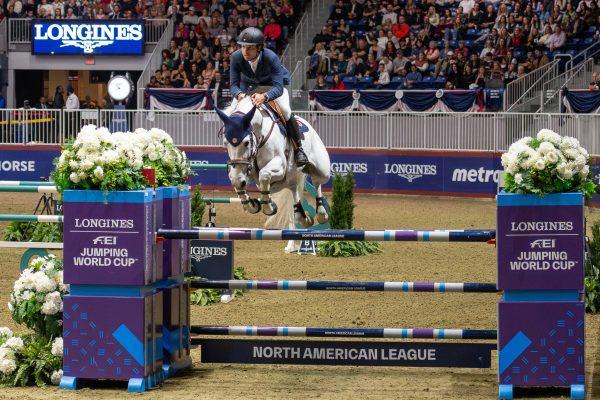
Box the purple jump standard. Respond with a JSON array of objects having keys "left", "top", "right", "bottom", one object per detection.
[{"left": 158, "top": 228, "right": 496, "bottom": 242}]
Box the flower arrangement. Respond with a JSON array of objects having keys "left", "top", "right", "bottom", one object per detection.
[
  {"left": 9, "top": 255, "right": 67, "bottom": 339},
  {"left": 0, "top": 328, "right": 63, "bottom": 387},
  {"left": 501, "top": 129, "right": 597, "bottom": 198},
  {"left": 53, "top": 125, "right": 191, "bottom": 192}
]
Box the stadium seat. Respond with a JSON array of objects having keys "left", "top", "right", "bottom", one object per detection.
[
  {"left": 388, "top": 76, "right": 405, "bottom": 90},
  {"left": 465, "top": 29, "right": 479, "bottom": 40},
  {"left": 343, "top": 76, "right": 357, "bottom": 90},
  {"left": 356, "top": 76, "right": 374, "bottom": 89}
]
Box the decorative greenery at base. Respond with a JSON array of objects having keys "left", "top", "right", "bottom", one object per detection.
[
  {"left": 317, "top": 240, "right": 382, "bottom": 257},
  {"left": 191, "top": 186, "right": 206, "bottom": 227},
  {"left": 585, "top": 221, "right": 600, "bottom": 313},
  {"left": 188, "top": 267, "right": 249, "bottom": 306},
  {"left": 3, "top": 221, "right": 63, "bottom": 243}
]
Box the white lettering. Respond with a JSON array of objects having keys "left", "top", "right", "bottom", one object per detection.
[
  {"left": 452, "top": 168, "right": 500, "bottom": 183},
  {"left": 0, "top": 160, "right": 36, "bottom": 172}
]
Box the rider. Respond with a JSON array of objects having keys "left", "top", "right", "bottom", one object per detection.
[{"left": 229, "top": 27, "right": 309, "bottom": 167}]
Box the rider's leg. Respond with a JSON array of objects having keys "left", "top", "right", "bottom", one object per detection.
[{"left": 274, "top": 88, "right": 308, "bottom": 167}]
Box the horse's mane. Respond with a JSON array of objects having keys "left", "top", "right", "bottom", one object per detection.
[{"left": 224, "top": 96, "right": 254, "bottom": 116}]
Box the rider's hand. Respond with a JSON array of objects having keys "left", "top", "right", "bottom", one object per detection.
[
  {"left": 237, "top": 93, "right": 246, "bottom": 101},
  {"left": 251, "top": 93, "right": 268, "bottom": 107}
]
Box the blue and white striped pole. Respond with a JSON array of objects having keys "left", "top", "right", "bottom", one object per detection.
[
  {"left": 191, "top": 280, "right": 498, "bottom": 293},
  {"left": 158, "top": 228, "right": 496, "bottom": 242},
  {"left": 191, "top": 325, "right": 497, "bottom": 340}
]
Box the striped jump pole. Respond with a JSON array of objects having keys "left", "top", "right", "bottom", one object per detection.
[
  {"left": 191, "top": 280, "right": 498, "bottom": 293},
  {"left": 191, "top": 325, "right": 498, "bottom": 340},
  {"left": 190, "top": 163, "right": 228, "bottom": 170},
  {"left": 202, "top": 198, "right": 241, "bottom": 204},
  {"left": 0, "top": 185, "right": 58, "bottom": 194},
  {"left": 0, "top": 181, "right": 56, "bottom": 187},
  {"left": 158, "top": 228, "right": 496, "bottom": 242},
  {"left": 0, "top": 215, "right": 63, "bottom": 223}
]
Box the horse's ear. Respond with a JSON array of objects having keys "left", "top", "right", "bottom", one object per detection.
[
  {"left": 214, "top": 107, "right": 230, "bottom": 123},
  {"left": 242, "top": 106, "right": 256, "bottom": 127}
]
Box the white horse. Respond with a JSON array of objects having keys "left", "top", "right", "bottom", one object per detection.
[{"left": 215, "top": 97, "right": 330, "bottom": 227}]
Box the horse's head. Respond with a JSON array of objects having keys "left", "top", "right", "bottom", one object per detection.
[{"left": 215, "top": 101, "right": 257, "bottom": 189}]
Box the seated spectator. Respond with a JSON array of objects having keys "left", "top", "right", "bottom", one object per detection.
[
  {"left": 534, "top": 47, "right": 551, "bottom": 68},
  {"left": 435, "top": 47, "right": 452, "bottom": 77},
  {"left": 264, "top": 17, "right": 283, "bottom": 47},
  {"left": 314, "top": 75, "right": 328, "bottom": 90},
  {"left": 547, "top": 25, "right": 567, "bottom": 50},
  {"left": 393, "top": 51, "right": 410, "bottom": 76},
  {"left": 170, "top": 64, "right": 188, "bottom": 88},
  {"left": 332, "top": 52, "right": 348, "bottom": 75},
  {"left": 194, "top": 76, "right": 209, "bottom": 89},
  {"left": 457, "top": 64, "right": 476, "bottom": 89},
  {"left": 308, "top": 42, "right": 327, "bottom": 78},
  {"left": 347, "top": 0, "right": 363, "bottom": 21},
  {"left": 346, "top": 51, "right": 366, "bottom": 77},
  {"left": 414, "top": 52, "right": 429, "bottom": 74},
  {"left": 202, "top": 61, "right": 216, "bottom": 83},
  {"left": 330, "top": 74, "right": 346, "bottom": 90},
  {"left": 474, "top": 66, "right": 487, "bottom": 88},
  {"left": 365, "top": 53, "right": 379, "bottom": 76},
  {"left": 383, "top": 41, "right": 397, "bottom": 59},
  {"left": 405, "top": 62, "right": 422, "bottom": 88},
  {"left": 424, "top": 40, "right": 440, "bottom": 65},
  {"left": 374, "top": 63, "right": 391, "bottom": 88},
  {"left": 504, "top": 62, "right": 518, "bottom": 85},
  {"left": 447, "top": 62, "right": 462, "bottom": 88},
  {"left": 392, "top": 16, "right": 410, "bottom": 40}
]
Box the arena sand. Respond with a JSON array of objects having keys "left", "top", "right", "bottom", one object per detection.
[{"left": 0, "top": 192, "right": 598, "bottom": 400}]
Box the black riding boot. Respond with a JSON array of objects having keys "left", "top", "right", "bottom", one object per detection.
[{"left": 286, "top": 114, "right": 308, "bottom": 167}]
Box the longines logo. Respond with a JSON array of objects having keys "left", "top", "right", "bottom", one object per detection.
[
  {"left": 190, "top": 246, "right": 228, "bottom": 262},
  {"left": 384, "top": 163, "right": 437, "bottom": 182},
  {"left": 33, "top": 23, "right": 143, "bottom": 54},
  {"left": 330, "top": 162, "right": 368, "bottom": 174}
]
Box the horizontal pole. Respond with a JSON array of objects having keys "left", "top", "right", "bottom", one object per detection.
[
  {"left": 0, "top": 214, "right": 63, "bottom": 223},
  {"left": 158, "top": 228, "right": 496, "bottom": 242},
  {"left": 202, "top": 198, "right": 241, "bottom": 204},
  {"left": 191, "top": 325, "right": 497, "bottom": 340},
  {"left": 0, "top": 240, "right": 63, "bottom": 249},
  {"left": 0, "top": 181, "right": 56, "bottom": 186},
  {"left": 191, "top": 280, "right": 498, "bottom": 293},
  {"left": 0, "top": 185, "right": 58, "bottom": 194},
  {"left": 190, "top": 163, "right": 228, "bottom": 170}
]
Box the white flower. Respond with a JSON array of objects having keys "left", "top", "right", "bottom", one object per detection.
[
  {"left": 68, "top": 160, "right": 79, "bottom": 169},
  {"left": 537, "top": 129, "right": 562, "bottom": 145},
  {"left": 563, "top": 148, "right": 579, "bottom": 160},
  {"left": 7, "top": 302, "right": 13, "bottom": 312},
  {"left": 559, "top": 136, "right": 580, "bottom": 150},
  {"left": 0, "top": 346, "right": 14, "bottom": 360},
  {"left": 80, "top": 159, "right": 94, "bottom": 171},
  {"left": 33, "top": 271, "right": 57, "bottom": 293},
  {"left": 50, "top": 369, "right": 63, "bottom": 385},
  {"left": 0, "top": 358, "right": 17, "bottom": 375},
  {"left": 579, "top": 165, "right": 590, "bottom": 179},
  {"left": 534, "top": 159, "right": 545, "bottom": 171},
  {"left": 538, "top": 142, "right": 556, "bottom": 155},
  {"left": 514, "top": 173, "right": 523, "bottom": 184},
  {"left": 93, "top": 166, "right": 104, "bottom": 180},
  {"left": 21, "top": 290, "right": 34, "bottom": 301},
  {"left": 0, "top": 327, "right": 13, "bottom": 339},
  {"left": 4, "top": 337, "right": 24, "bottom": 351},
  {"left": 41, "top": 300, "right": 60, "bottom": 315},
  {"left": 69, "top": 172, "right": 80, "bottom": 183},
  {"left": 545, "top": 151, "right": 559, "bottom": 164},
  {"left": 51, "top": 337, "right": 63, "bottom": 357}
]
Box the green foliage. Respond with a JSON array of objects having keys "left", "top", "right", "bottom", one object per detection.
[
  {"left": 3, "top": 222, "right": 63, "bottom": 243},
  {"left": 317, "top": 240, "right": 382, "bottom": 257},
  {"left": 321, "top": 172, "right": 381, "bottom": 257},
  {"left": 585, "top": 221, "right": 600, "bottom": 313},
  {"left": 0, "top": 334, "right": 62, "bottom": 388},
  {"left": 191, "top": 186, "right": 206, "bottom": 227},
  {"left": 189, "top": 267, "right": 249, "bottom": 306},
  {"left": 329, "top": 172, "right": 355, "bottom": 229}
]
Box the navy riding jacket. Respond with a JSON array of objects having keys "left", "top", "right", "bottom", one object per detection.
[{"left": 229, "top": 48, "right": 290, "bottom": 101}]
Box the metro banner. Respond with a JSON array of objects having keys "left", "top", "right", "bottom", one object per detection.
[{"left": 1, "top": 146, "right": 599, "bottom": 203}]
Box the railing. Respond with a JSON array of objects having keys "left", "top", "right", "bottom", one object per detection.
[
  {"left": 7, "top": 18, "right": 169, "bottom": 46},
  {"left": 281, "top": 13, "right": 309, "bottom": 70},
  {"left": 0, "top": 18, "right": 7, "bottom": 53},
  {"left": 289, "top": 60, "right": 304, "bottom": 98},
  {"left": 565, "top": 40, "right": 600, "bottom": 71},
  {"left": 3, "top": 109, "right": 600, "bottom": 156},
  {"left": 136, "top": 17, "right": 175, "bottom": 108},
  {"left": 504, "top": 60, "right": 560, "bottom": 112},
  {"left": 539, "top": 57, "right": 595, "bottom": 113}
]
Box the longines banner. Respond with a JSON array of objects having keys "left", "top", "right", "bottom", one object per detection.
[
  {"left": 31, "top": 20, "right": 144, "bottom": 55},
  {"left": 2, "top": 146, "right": 600, "bottom": 204}
]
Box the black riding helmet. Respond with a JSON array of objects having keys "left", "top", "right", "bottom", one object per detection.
[{"left": 237, "top": 27, "right": 264, "bottom": 46}]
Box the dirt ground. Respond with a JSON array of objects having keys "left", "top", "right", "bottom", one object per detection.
[{"left": 0, "top": 191, "right": 598, "bottom": 400}]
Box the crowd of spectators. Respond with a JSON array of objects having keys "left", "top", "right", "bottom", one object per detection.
[
  {"left": 145, "top": 0, "right": 301, "bottom": 98},
  {"left": 308, "top": 0, "right": 600, "bottom": 91}
]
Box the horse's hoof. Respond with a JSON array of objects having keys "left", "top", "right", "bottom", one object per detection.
[
  {"left": 262, "top": 201, "right": 278, "bottom": 216},
  {"left": 298, "top": 215, "right": 313, "bottom": 228},
  {"left": 247, "top": 198, "right": 262, "bottom": 214},
  {"left": 316, "top": 213, "right": 329, "bottom": 224}
]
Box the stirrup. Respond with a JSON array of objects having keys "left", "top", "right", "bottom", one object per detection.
[{"left": 295, "top": 148, "right": 308, "bottom": 167}]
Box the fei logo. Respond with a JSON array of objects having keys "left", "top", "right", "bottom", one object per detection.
[
  {"left": 530, "top": 239, "right": 556, "bottom": 249},
  {"left": 92, "top": 236, "right": 117, "bottom": 245},
  {"left": 32, "top": 22, "right": 143, "bottom": 55}
]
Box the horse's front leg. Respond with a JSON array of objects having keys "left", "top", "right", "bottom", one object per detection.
[
  {"left": 258, "top": 158, "right": 285, "bottom": 216},
  {"left": 235, "top": 186, "right": 261, "bottom": 214}
]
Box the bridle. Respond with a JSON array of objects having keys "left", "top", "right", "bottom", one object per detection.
[{"left": 220, "top": 106, "right": 276, "bottom": 175}]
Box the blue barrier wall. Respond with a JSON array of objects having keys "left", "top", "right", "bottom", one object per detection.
[{"left": 2, "top": 145, "right": 599, "bottom": 203}]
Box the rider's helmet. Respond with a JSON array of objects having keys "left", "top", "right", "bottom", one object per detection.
[{"left": 237, "top": 27, "right": 264, "bottom": 47}]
